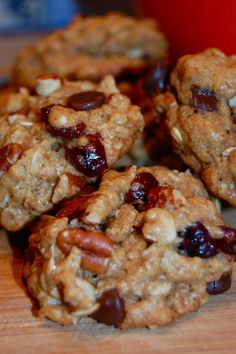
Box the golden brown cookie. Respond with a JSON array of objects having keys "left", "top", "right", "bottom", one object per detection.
[
  {"left": 24, "top": 165, "right": 235, "bottom": 328},
  {"left": 13, "top": 13, "right": 168, "bottom": 88},
  {"left": 164, "top": 49, "right": 236, "bottom": 205},
  {"left": 0, "top": 75, "right": 143, "bottom": 231}
]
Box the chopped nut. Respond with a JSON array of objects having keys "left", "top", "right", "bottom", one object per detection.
[
  {"left": 52, "top": 173, "right": 86, "bottom": 204},
  {"left": 57, "top": 227, "right": 114, "bottom": 273},
  {"left": 170, "top": 127, "right": 183, "bottom": 144},
  {"left": 142, "top": 208, "right": 177, "bottom": 245},
  {"left": 0, "top": 143, "right": 24, "bottom": 177},
  {"left": 222, "top": 147, "right": 236, "bottom": 160},
  {"left": 36, "top": 74, "right": 62, "bottom": 97}
]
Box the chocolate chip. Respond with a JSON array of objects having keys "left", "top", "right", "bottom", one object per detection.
[
  {"left": 207, "top": 272, "right": 232, "bottom": 295},
  {"left": 191, "top": 86, "right": 217, "bottom": 112},
  {"left": 143, "top": 61, "right": 172, "bottom": 97},
  {"left": 67, "top": 91, "right": 105, "bottom": 111},
  {"left": 90, "top": 288, "right": 125, "bottom": 326}
]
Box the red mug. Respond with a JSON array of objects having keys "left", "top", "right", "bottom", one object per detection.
[{"left": 136, "top": 0, "right": 236, "bottom": 61}]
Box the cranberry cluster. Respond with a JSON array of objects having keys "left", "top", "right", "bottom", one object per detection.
[
  {"left": 178, "top": 221, "right": 236, "bottom": 258},
  {"left": 42, "top": 91, "right": 108, "bottom": 178}
]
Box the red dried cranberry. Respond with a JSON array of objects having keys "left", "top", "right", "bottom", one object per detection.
[
  {"left": 178, "top": 222, "right": 218, "bottom": 258},
  {"left": 207, "top": 272, "right": 232, "bottom": 295},
  {"left": 220, "top": 226, "right": 236, "bottom": 256},
  {"left": 124, "top": 172, "right": 159, "bottom": 211},
  {"left": 90, "top": 288, "right": 125, "bottom": 326},
  {"left": 143, "top": 61, "right": 172, "bottom": 97},
  {"left": 65, "top": 134, "right": 108, "bottom": 178},
  {"left": 67, "top": 91, "right": 105, "bottom": 111},
  {"left": 191, "top": 86, "right": 217, "bottom": 112},
  {"left": 178, "top": 222, "right": 236, "bottom": 258},
  {"left": 47, "top": 122, "right": 86, "bottom": 139}
]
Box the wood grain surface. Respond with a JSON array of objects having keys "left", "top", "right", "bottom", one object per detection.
[{"left": 0, "top": 219, "right": 236, "bottom": 354}]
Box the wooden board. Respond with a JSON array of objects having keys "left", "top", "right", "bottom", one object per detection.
[{"left": 0, "top": 209, "right": 236, "bottom": 354}]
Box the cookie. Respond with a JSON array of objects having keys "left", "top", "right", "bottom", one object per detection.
[
  {"left": 13, "top": 13, "right": 168, "bottom": 88},
  {"left": 0, "top": 75, "right": 143, "bottom": 231},
  {"left": 164, "top": 49, "right": 236, "bottom": 205},
  {"left": 116, "top": 61, "right": 183, "bottom": 169},
  {"left": 23, "top": 165, "right": 235, "bottom": 328}
]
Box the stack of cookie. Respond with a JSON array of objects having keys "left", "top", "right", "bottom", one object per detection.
[{"left": 0, "top": 13, "right": 235, "bottom": 329}]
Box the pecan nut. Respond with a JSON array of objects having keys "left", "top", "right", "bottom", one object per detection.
[
  {"left": 57, "top": 228, "right": 114, "bottom": 274},
  {"left": 0, "top": 143, "right": 24, "bottom": 177}
]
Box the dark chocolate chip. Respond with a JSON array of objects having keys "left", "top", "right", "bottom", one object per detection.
[
  {"left": 191, "top": 86, "right": 217, "bottom": 112},
  {"left": 90, "top": 288, "right": 125, "bottom": 326},
  {"left": 67, "top": 91, "right": 105, "bottom": 111},
  {"left": 207, "top": 272, "right": 232, "bottom": 295},
  {"left": 143, "top": 61, "right": 172, "bottom": 97}
]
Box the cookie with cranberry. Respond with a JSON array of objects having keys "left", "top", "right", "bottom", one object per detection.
[
  {"left": 13, "top": 13, "right": 168, "bottom": 88},
  {"left": 165, "top": 49, "right": 236, "bottom": 205},
  {"left": 0, "top": 74, "right": 143, "bottom": 231},
  {"left": 24, "top": 165, "right": 234, "bottom": 328}
]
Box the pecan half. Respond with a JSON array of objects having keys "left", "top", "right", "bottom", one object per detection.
[
  {"left": 57, "top": 228, "right": 114, "bottom": 274},
  {"left": 0, "top": 143, "right": 24, "bottom": 177},
  {"left": 56, "top": 188, "right": 95, "bottom": 219}
]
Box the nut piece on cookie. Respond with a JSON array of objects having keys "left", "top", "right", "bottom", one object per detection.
[
  {"left": 163, "top": 48, "right": 236, "bottom": 205},
  {"left": 24, "top": 165, "right": 234, "bottom": 328},
  {"left": 0, "top": 75, "right": 144, "bottom": 231},
  {"left": 13, "top": 13, "right": 168, "bottom": 88}
]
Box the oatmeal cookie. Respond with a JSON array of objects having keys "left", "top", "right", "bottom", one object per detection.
[
  {"left": 23, "top": 165, "right": 235, "bottom": 328},
  {"left": 165, "top": 49, "right": 236, "bottom": 205},
  {"left": 13, "top": 13, "right": 168, "bottom": 88},
  {"left": 0, "top": 75, "right": 143, "bottom": 231}
]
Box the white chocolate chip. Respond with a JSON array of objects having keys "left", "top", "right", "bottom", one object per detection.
[
  {"left": 36, "top": 77, "right": 62, "bottom": 97},
  {"left": 170, "top": 127, "right": 183, "bottom": 144}
]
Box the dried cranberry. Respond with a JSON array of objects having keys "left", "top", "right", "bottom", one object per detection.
[
  {"left": 90, "top": 288, "right": 125, "bottom": 326},
  {"left": 220, "top": 226, "right": 236, "bottom": 256},
  {"left": 124, "top": 172, "right": 159, "bottom": 211},
  {"left": 65, "top": 134, "right": 108, "bottom": 178},
  {"left": 191, "top": 86, "right": 217, "bottom": 112},
  {"left": 67, "top": 91, "right": 105, "bottom": 111},
  {"left": 47, "top": 122, "right": 86, "bottom": 139},
  {"left": 207, "top": 272, "right": 232, "bottom": 295},
  {"left": 178, "top": 222, "right": 218, "bottom": 258},
  {"left": 142, "top": 61, "right": 172, "bottom": 97}
]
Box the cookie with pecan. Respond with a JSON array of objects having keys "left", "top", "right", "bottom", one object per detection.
[
  {"left": 164, "top": 49, "right": 236, "bottom": 205},
  {"left": 0, "top": 75, "right": 143, "bottom": 231},
  {"left": 24, "top": 165, "right": 235, "bottom": 328},
  {"left": 13, "top": 13, "right": 168, "bottom": 88}
]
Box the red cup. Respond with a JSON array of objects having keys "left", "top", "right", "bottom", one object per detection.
[{"left": 136, "top": 0, "right": 236, "bottom": 61}]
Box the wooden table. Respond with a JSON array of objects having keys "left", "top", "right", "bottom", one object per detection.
[{"left": 0, "top": 218, "right": 236, "bottom": 354}]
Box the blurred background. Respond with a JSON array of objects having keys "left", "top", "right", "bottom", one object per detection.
[
  {"left": 0, "top": 0, "right": 135, "bottom": 69},
  {"left": 1, "top": 0, "right": 236, "bottom": 71}
]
